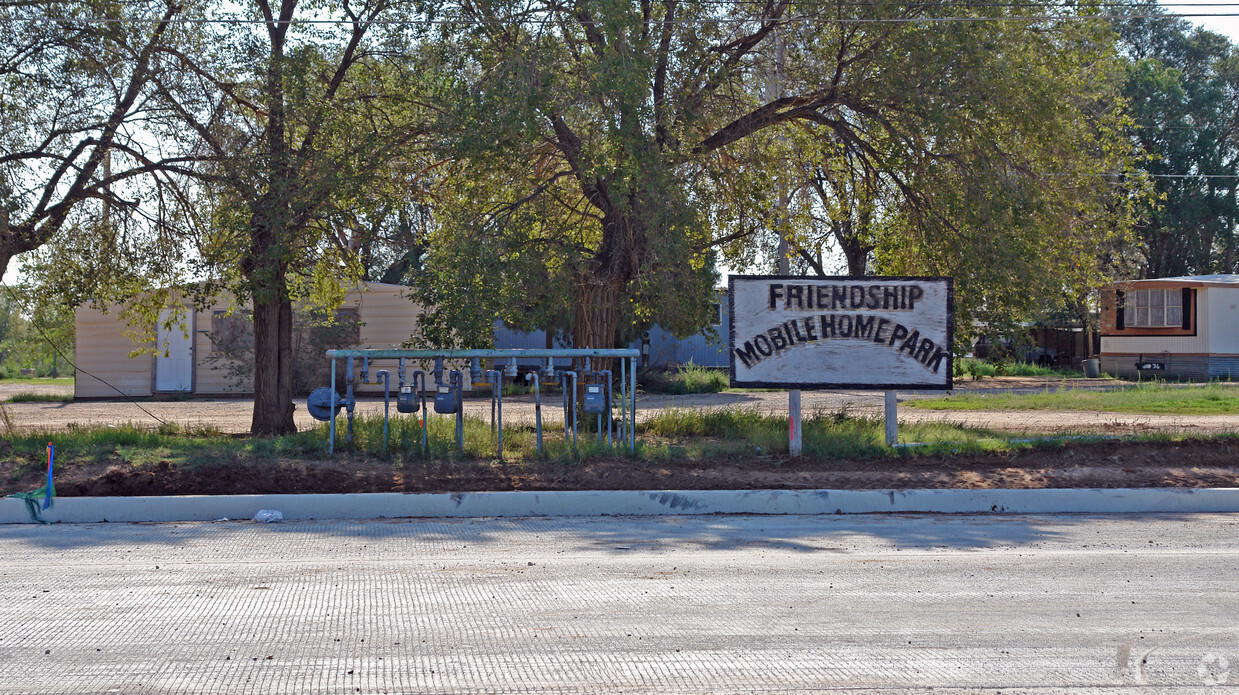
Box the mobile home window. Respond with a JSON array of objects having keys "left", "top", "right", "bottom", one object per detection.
[{"left": 1127, "top": 289, "right": 1182, "bottom": 327}]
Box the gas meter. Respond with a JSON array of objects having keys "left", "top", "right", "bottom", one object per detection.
[
  {"left": 397, "top": 384, "right": 418, "bottom": 413},
  {"left": 307, "top": 386, "right": 350, "bottom": 422},
  {"left": 583, "top": 384, "right": 607, "bottom": 414},
  {"left": 434, "top": 384, "right": 461, "bottom": 414}
]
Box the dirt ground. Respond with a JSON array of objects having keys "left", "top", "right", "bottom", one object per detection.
[
  {"left": 37, "top": 439, "right": 1239, "bottom": 497},
  {"left": 4, "top": 377, "right": 1239, "bottom": 496}
]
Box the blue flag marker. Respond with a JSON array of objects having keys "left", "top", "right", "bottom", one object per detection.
[{"left": 43, "top": 443, "right": 53, "bottom": 510}]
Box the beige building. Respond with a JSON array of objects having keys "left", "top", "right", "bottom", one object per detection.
[
  {"left": 75, "top": 282, "right": 424, "bottom": 398},
  {"left": 1099, "top": 274, "right": 1239, "bottom": 379}
]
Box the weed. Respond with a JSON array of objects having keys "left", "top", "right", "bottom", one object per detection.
[
  {"left": 640, "top": 361, "right": 729, "bottom": 395},
  {"left": 956, "top": 357, "right": 1083, "bottom": 379},
  {"left": 5, "top": 393, "right": 73, "bottom": 403},
  {"left": 639, "top": 406, "right": 1009, "bottom": 457}
]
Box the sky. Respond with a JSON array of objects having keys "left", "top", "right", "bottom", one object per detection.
[
  {"left": 1172, "top": 0, "right": 1239, "bottom": 41},
  {"left": 4, "top": 2, "right": 1239, "bottom": 288}
]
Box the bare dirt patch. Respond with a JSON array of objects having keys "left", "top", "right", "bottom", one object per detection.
[{"left": 25, "top": 438, "right": 1239, "bottom": 497}]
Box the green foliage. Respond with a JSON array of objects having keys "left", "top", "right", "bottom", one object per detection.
[
  {"left": 0, "top": 288, "right": 75, "bottom": 377},
  {"left": 639, "top": 363, "right": 729, "bottom": 395},
  {"left": 1117, "top": 10, "right": 1239, "bottom": 277},
  {"left": 5, "top": 393, "right": 73, "bottom": 404},
  {"left": 0, "top": 0, "right": 188, "bottom": 279},
  {"left": 418, "top": 0, "right": 1146, "bottom": 353},
  {"left": 638, "top": 407, "right": 1012, "bottom": 458},
  {"left": 0, "top": 409, "right": 1066, "bottom": 489},
  {"left": 865, "top": 15, "right": 1147, "bottom": 347},
  {"left": 957, "top": 357, "right": 1082, "bottom": 380}
]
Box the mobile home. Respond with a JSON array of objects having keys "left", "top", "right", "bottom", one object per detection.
[
  {"left": 74, "top": 282, "right": 424, "bottom": 398},
  {"left": 1099, "top": 274, "right": 1239, "bottom": 379}
]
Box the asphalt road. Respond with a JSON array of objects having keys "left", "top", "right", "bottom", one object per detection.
[{"left": 1, "top": 513, "right": 1237, "bottom": 693}]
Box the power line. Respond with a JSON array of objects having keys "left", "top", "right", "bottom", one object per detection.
[{"left": 1127, "top": 172, "right": 1239, "bottom": 177}]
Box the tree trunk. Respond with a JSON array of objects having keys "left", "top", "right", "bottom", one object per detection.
[
  {"left": 834, "top": 221, "right": 872, "bottom": 276},
  {"left": 573, "top": 272, "right": 621, "bottom": 371},
  {"left": 250, "top": 288, "right": 297, "bottom": 435}
]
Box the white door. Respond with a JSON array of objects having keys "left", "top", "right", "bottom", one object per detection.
[{"left": 155, "top": 309, "right": 193, "bottom": 392}]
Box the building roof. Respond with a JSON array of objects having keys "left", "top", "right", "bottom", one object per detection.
[{"left": 1116, "top": 274, "right": 1239, "bottom": 287}]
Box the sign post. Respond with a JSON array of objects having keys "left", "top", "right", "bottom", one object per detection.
[
  {"left": 728, "top": 276, "right": 953, "bottom": 449},
  {"left": 884, "top": 391, "right": 898, "bottom": 446}
]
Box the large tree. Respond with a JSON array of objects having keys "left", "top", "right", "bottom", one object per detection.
[
  {"left": 419, "top": 0, "right": 1142, "bottom": 350},
  {"left": 146, "top": 0, "right": 432, "bottom": 434},
  {"left": 1118, "top": 10, "right": 1239, "bottom": 277},
  {"left": 0, "top": 0, "right": 184, "bottom": 279}
]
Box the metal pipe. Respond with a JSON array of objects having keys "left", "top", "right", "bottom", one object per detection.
[
  {"left": 599, "top": 370, "right": 612, "bottom": 447},
  {"left": 629, "top": 357, "right": 636, "bottom": 453},
  {"left": 412, "top": 371, "right": 428, "bottom": 453},
  {"left": 345, "top": 357, "right": 355, "bottom": 443},
  {"left": 361, "top": 357, "right": 370, "bottom": 384},
  {"left": 451, "top": 370, "right": 463, "bottom": 453},
  {"left": 593, "top": 371, "right": 602, "bottom": 444},
  {"left": 320, "top": 349, "right": 640, "bottom": 456},
  {"left": 488, "top": 370, "right": 498, "bottom": 437},
  {"left": 619, "top": 357, "right": 626, "bottom": 444},
  {"left": 561, "top": 370, "right": 578, "bottom": 454},
  {"left": 377, "top": 370, "right": 390, "bottom": 455},
  {"left": 525, "top": 371, "right": 542, "bottom": 456},
  {"left": 486, "top": 369, "right": 503, "bottom": 459},
  {"left": 329, "top": 356, "right": 337, "bottom": 454},
  {"left": 559, "top": 370, "right": 570, "bottom": 444},
  {"left": 329, "top": 348, "right": 640, "bottom": 360},
  {"left": 398, "top": 358, "right": 406, "bottom": 388}
]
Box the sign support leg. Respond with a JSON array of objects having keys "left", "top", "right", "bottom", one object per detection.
[
  {"left": 789, "top": 389, "right": 802, "bottom": 456},
  {"left": 885, "top": 390, "right": 898, "bottom": 446}
]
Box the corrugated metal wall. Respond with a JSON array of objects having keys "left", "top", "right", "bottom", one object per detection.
[
  {"left": 494, "top": 291, "right": 734, "bottom": 369},
  {"left": 1100, "top": 354, "right": 1211, "bottom": 380}
]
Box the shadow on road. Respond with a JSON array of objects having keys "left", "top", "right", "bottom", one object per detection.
[{"left": 4, "top": 512, "right": 1197, "bottom": 555}]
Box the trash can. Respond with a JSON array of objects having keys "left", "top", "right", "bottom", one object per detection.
[{"left": 1082, "top": 358, "right": 1100, "bottom": 378}]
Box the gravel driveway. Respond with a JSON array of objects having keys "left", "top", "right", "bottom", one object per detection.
[{"left": 2, "top": 377, "right": 1237, "bottom": 435}]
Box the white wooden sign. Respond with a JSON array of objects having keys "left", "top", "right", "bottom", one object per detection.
[{"left": 729, "top": 276, "right": 953, "bottom": 390}]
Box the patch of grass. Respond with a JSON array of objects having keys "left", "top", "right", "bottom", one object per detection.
[
  {"left": 6, "top": 393, "right": 73, "bottom": 403},
  {"left": 956, "top": 357, "right": 1083, "bottom": 380},
  {"left": 17, "top": 399, "right": 1226, "bottom": 497},
  {"left": 910, "top": 380, "right": 1239, "bottom": 415},
  {"left": 639, "top": 407, "right": 1015, "bottom": 458},
  {"left": 325, "top": 412, "right": 619, "bottom": 464},
  {"left": 1000, "top": 362, "right": 1084, "bottom": 378},
  {"left": 640, "top": 362, "right": 729, "bottom": 395},
  {"left": 0, "top": 376, "right": 74, "bottom": 387}
]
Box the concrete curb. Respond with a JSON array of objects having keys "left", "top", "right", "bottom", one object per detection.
[{"left": 3, "top": 487, "right": 1239, "bottom": 524}]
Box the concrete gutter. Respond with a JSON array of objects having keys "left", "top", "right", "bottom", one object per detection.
[{"left": 3, "top": 487, "right": 1239, "bottom": 524}]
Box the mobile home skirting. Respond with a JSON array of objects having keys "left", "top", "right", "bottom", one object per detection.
[{"left": 1099, "top": 353, "right": 1239, "bottom": 380}]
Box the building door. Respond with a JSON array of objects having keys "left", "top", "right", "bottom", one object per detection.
[{"left": 155, "top": 309, "right": 193, "bottom": 392}]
